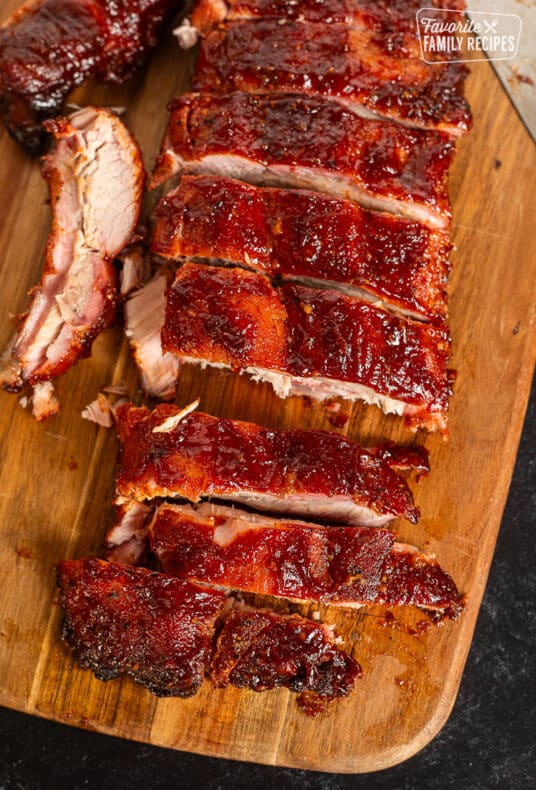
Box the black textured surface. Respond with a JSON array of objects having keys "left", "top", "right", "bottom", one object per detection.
[{"left": 0, "top": 379, "right": 534, "bottom": 789}]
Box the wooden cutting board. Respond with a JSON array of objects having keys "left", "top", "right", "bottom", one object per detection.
[{"left": 0, "top": 6, "right": 535, "bottom": 773}]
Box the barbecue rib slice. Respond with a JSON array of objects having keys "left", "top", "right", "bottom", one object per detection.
[
  {"left": 114, "top": 402, "right": 421, "bottom": 526},
  {"left": 0, "top": 0, "right": 182, "bottom": 153},
  {"left": 57, "top": 558, "right": 227, "bottom": 697},
  {"left": 0, "top": 107, "right": 144, "bottom": 415},
  {"left": 124, "top": 270, "right": 180, "bottom": 400},
  {"left": 151, "top": 92, "right": 455, "bottom": 230},
  {"left": 152, "top": 176, "right": 450, "bottom": 322},
  {"left": 187, "top": 0, "right": 466, "bottom": 36},
  {"left": 211, "top": 607, "right": 361, "bottom": 716},
  {"left": 149, "top": 503, "right": 465, "bottom": 619},
  {"left": 57, "top": 558, "right": 362, "bottom": 713},
  {"left": 194, "top": 21, "right": 471, "bottom": 137},
  {"left": 162, "top": 264, "right": 452, "bottom": 432}
]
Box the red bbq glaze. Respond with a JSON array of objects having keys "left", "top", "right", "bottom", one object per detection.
[
  {"left": 114, "top": 402, "right": 420, "bottom": 524},
  {"left": 381, "top": 550, "right": 465, "bottom": 619},
  {"left": 194, "top": 20, "right": 471, "bottom": 135},
  {"left": 282, "top": 281, "right": 451, "bottom": 411},
  {"left": 164, "top": 264, "right": 288, "bottom": 369},
  {"left": 152, "top": 175, "right": 451, "bottom": 322},
  {"left": 151, "top": 92, "right": 455, "bottom": 229},
  {"left": 57, "top": 558, "right": 227, "bottom": 697},
  {"left": 372, "top": 443, "right": 430, "bottom": 474}
]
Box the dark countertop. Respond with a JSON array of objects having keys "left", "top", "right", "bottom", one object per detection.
[{"left": 1, "top": 379, "right": 534, "bottom": 790}]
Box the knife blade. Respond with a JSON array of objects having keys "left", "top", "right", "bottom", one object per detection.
[{"left": 468, "top": 2, "right": 536, "bottom": 143}]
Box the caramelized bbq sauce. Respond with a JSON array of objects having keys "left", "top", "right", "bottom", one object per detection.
[
  {"left": 152, "top": 176, "right": 451, "bottom": 322},
  {"left": 211, "top": 609, "right": 362, "bottom": 713},
  {"left": 151, "top": 507, "right": 464, "bottom": 617},
  {"left": 57, "top": 559, "right": 227, "bottom": 697},
  {"left": 195, "top": 21, "right": 471, "bottom": 133},
  {"left": 163, "top": 93, "right": 455, "bottom": 224},
  {"left": 192, "top": 0, "right": 467, "bottom": 33},
  {"left": 381, "top": 552, "right": 465, "bottom": 620},
  {"left": 282, "top": 282, "right": 451, "bottom": 410},
  {"left": 162, "top": 264, "right": 451, "bottom": 416},
  {"left": 115, "top": 403, "right": 420, "bottom": 522}
]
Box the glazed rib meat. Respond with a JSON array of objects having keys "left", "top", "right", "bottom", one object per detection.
[
  {"left": 151, "top": 93, "right": 454, "bottom": 230},
  {"left": 194, "top": 21, "right": 470, "bottom": 136},
  {"left": 188, "top": 0, "right": 466, "bottom": 35},
  {"left": 211, "top": 608, "right": 361, "bottom": 716},
  {"left": 150, "top": 503, "right": 465, "bottom": 618},
  {"left": 152, "top": 176, "right": 450, "bottom": 322},
  {"left": 0, "top": 108, "right": 144, "bottom": 414},
  {"left": 57, "top": 558, "right": 227, "bottom": 697},
  {"left": 114, "top": 402, "right": 421, "bottom": 526},
  {"left": 162, "top": 264, "right": 452, "bottom": 432},
  {"left": 57, "top": 557, "right": 362, "bottom": 714},
  {"left": 0, "top": 0, "right": 182, "bottom": 153}
]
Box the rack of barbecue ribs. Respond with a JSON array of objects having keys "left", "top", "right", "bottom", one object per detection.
[
  {"left": 31, "top": 0, "right": 471, "bottom": 718},
  {"left": 114, "top": 402, "right": 423, "bottom": 526},
  {"left": 0, "top": 0, "right": 184, "bottom": 153},
  {"left": 57, "top": 558, "right": 362, "bottom": 715},
  {"left": 139, "top": 0, "right": 472, "bottom": 430},
  {"left": 0, "top": 107, "right": 144, "bottom": 419},
  {"left": 151, "top": 175, "right": 451, "bottom": 323}
]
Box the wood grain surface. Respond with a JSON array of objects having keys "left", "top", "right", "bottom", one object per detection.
[{"left": 0, "top": 3, "right": 535, "bottom": 773}]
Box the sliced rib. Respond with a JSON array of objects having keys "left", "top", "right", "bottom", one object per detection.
[
  {"left": 105, "top": 446, "right": 428, "bottom": 565},
  {"left": 152, "top": 175, "right": 450, "bottom": 322},
  {"left": 124, "top": 270, "right": 180, "bottom": 400},
  {"left": 0, "top": 107, "right": 144, "bottom": 402},
  {"left": 150, "top": 92, "right": 455, "bottom": 230},
  {"left": 194, "top": 21, "right": 471, "bottom": 137},
  {"left": 150, "top": 503, "right": 465, "bottom": 619},
  {"left": 188, "top": 0, "right": 466, "bottom": 36},
  {"left": 211, "top": 607, "right": 361, "bottom": 715},
  {"left": 57, "top": 558, "right": 227, "bottom": 697},
  {"left": 0, "top": 0, "right": 182, "bottom": 153},
  {"left": 162, "top": 264, "right": 452, "bottom": 432},
  {"left": 114, "top": 402, "right": 421, "bottom": 526}
]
